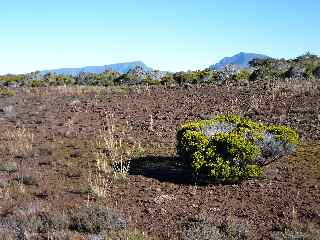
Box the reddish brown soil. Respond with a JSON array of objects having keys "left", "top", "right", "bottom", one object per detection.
[{"left": 0, "top": 80, "right": 320, "bottom": 239}]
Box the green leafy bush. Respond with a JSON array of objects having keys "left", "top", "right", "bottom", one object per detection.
[
  {"left": 30, "top": 79, "right": 46, "bottom": 87},
  {"left": 160, "top": 73, "right": 174, "bottom": 85},
  {"left": 176, "top": 115, "right": 299, "bottom": 181},
  {"left": 0, "top": 87, "right": 16, "bottom": 96},
  {"left": 0, "top": 74, "right": 25, "bottom": 85},
  {"left": 144, "top": 75, "right": 161, "bottom": 85},
  {"left": 234, "top": 69, "right": 251, "bottom": 81}
]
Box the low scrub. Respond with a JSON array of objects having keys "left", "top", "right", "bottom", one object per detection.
[
  {"left": 68, "top": 204, "right": 127, "bottom": 234},
  {"left": 0, "top": 87, "right": 15, "bottom": 97},
  {"left": 177, "top": 115, "right": 299, "bottom": 181}
]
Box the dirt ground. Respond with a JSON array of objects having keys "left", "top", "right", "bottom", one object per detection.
[{"left": 0, "top": 80, "right": 320, "bottom": 239}]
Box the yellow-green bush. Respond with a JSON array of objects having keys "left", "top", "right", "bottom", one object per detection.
[
  {"left": 176, "top": 115, "right": 299, "bottom": 181},
  {"left": 0, "top": 87, "right": 16, "bottom": 96},
  {"left": 234, "top": 70, "right": 251, "bottom": 81},
  {"left": 30, "top": 80, "right": 46, "bottom": 87}
]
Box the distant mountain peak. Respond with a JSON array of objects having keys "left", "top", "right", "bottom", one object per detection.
[
  {"left": 211, "top": 52, "right": 270, "bottom": 70},
  {"left": 41, "top": 61, "right": 152, "bottom": 76}
]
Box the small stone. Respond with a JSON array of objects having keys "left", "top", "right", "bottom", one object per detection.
[
  {"left": 160, "top": 208, "right": 167, "bottom": 214},
  {"left": 38, "top": 159, "right": 52, "bottom": 166},
  {"left": 153, "top": 194, "right": 176, "bottom": 204},
  {"left": 64, "top": 130, "right": 74, "bottom": 138},
  {"left": 70, "top": 99, "right": 81, "bottom": 106},
  {"left": 143, "top": 187, "right": 152, "bottom": 193},
  {"left": 199, "top": 113, "right": 215, "bottom": 120},
  {"left": 16, "top": 175, "right": 38, "bottom": 186},
  {"left": 3, "top": 105, "right": 16, "bottom": 118},
  {"left": 34, "top": 190, "right": 49, "bottom": 199},
  {"left": 38, "top": 144, "right": 55, "bottom": 156},
  {"left": 70, "top": 149, "right": 81, "bottom": 158},
  {"left": 88, "top": 234, "right": 104, "bottom": 240},
  {"left": 0, "top": 162, "right": 18, "bottom": 173},
  {"left": 189, "top": 191, "right": 197, "bottom": 196},
  {"left": 314, "top": 66, "right": 320, "bottom": 78},
  {"left": 145, "top": 208, "right": 153, "bottom": 214},
  {"left": 0, "top": 178, "right": 9, "bottom": 188}
]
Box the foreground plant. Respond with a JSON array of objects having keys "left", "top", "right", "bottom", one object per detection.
[
  {"left": 0, "top": 87, "right": 16, "bottom": 97},
  {"left": 88, "top": 171, "right": 109, "bottom": 198},
  {"left": 177, "top": 115, "right": 299, "bottom": 181},
  {"left": 94, "top": 114, "right": 144, "bottom": 181},
  {"left": 3, "top": 127, "right": 34, "bottom": 158}
]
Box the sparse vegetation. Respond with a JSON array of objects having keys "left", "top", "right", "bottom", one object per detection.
[
  {"left": 0, "top": 87, "right": 15, "bottom": 96},
  {"left": 94, "top": 114, "right": 144, "bottom": 181},
  {"left": 1, "top": 54, "right": 319, "bottom": 90},
  {"left": 177, "top": 115, "right": 299, "bottom": 181},
  {"left": 3, "top": 127, "right": 34, "bottom": 158},
  {"left": 0, "top": 74, "right": 319, "bottom": 239},
  {"left": 234, "top": 69, "right": 251, "bottom": 81},
  {"left": 69, "top": 204, "right": 127, "bottom": 234}
]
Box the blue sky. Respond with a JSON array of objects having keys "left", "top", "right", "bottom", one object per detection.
[{"left": 0, "top": 0, "right": 319, "bottom": 74}]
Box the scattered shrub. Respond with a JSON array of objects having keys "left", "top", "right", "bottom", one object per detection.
[
  {"left": 0, "top": 74, "right": 25, "bottom": 85},
  {"left": 68, "top": 204, "right": 127, "bottom": 234},
  {"left": 30, "top": 79, "right": 46, "bottom": 87},
  {"left": 160, "top": 73, "right": 175, "bottom": 85},
  {"left": 107, "top": 229, "right": 149, "bottom": 240},
  {"left": 0, "top": 88, "right": 16, "bottom": 97},
  {"left": 176, "top": 115, "right": 299, "bottom": 181},
  {"left": 313, "top": 66, "right": 320, "bottom": 79},
  {"left": 234, "top": 69, "right": 251, "bottom": 81},
  {"left": 26, "top": 211, "right": 69, "bottom": 233},
  {"left": 182, "top": 222, "right": 223, "bottom": 240},
  {"left": 182, "top": 214, "right": 252, "bottom": 240},
  {"left": 0, "top": 53, "right": 319, "bottom": 88},
  {"left": 144, "top": 75, "right": 161, "bottom": 85}
]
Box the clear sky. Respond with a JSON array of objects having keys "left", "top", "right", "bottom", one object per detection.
[{"left": 1, "top": 0, "right": 319, "bottom": 74}]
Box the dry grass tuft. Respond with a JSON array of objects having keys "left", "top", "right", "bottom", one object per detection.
[
  {"left": 94, "top": 114, "right": 143, "bottom": 179},
  {"left": 23, "top": 85, "right": 107, "bottom": 97},
  {"left": 87, "top": 114, "right": 144, "bottom": 197},
  {"left": 88, "top": 171, "right": 109, "bottom": 198},
  {"left": 2, "top": 127, "right": 34, "bottom": 158}
]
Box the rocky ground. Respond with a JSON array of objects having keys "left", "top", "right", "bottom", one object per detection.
[{"left": 0, "top": 79, "right": 320, "bottom": 239}]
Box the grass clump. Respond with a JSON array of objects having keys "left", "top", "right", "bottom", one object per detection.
[
  {"left": 94, "top": 114, "right": 144, "bottom": 181},
  {"left": 177, "top": 115, "right": 299, "bottom": 181},
  {"left": 0, "top": 87, "right": 15, "bottom": 97},
  {"left": 68, "top": 204, "right": 127, "bottom": 234},
  {"left": 107, "top": 229, "right": 150, "bottom": 240},
  {"left": 30, "top": 79, "right": 46, "bottom": 87},
  {"left": 3, "top": 128, "right": 34, "bottom": 158},
  {"left": 233, "top": 69, "right": 251, "bottom": 81}
]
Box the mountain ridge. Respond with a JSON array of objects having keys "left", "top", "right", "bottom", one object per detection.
[
  {"left": 210, "top": 52, "right": 270, "bottom": 70},
  {"left": 41, "top": 61, "right": 152, "bottom": 76}
]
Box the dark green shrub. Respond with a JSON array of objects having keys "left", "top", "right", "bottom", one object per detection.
[
  {"left": 176, "top": 115, "right": 299, "bottom": 181},
  {"left": 160, "top": 73, "right": 174, "bottom": 85},
  {"left": 250, "top": 68, "right": 284, "bottom": 81},
  {"left": 312, "top": 66, "right": 320, "bottom": 78}
]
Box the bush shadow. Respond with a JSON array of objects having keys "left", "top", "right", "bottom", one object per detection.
[
  {"left": 129, "top": 155, "right": 250, "bottom": 186},
  {"left": 129, "top": 155, "right": 196, "bottom": 185}
]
